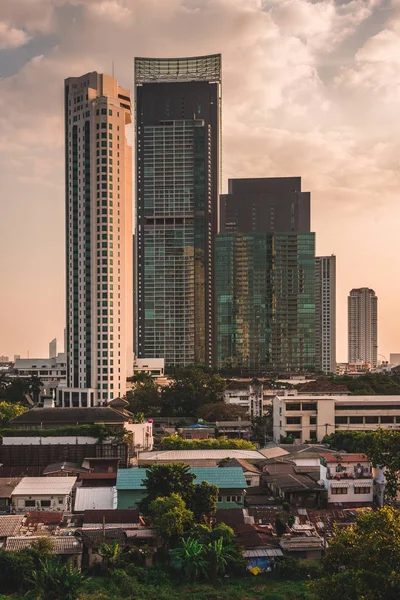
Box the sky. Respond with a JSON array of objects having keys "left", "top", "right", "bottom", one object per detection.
[{"left": 0, "top": 0, "right": 399, "bottom": 363}]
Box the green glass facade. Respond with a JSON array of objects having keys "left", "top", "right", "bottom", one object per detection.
[
  {"left": 216, "top": 233, "right": 316, "bottom": 373},
  {"left": 141, "top": 120, "right": 207, "bottom": 365}
]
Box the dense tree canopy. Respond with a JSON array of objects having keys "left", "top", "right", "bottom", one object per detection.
[
  {"left": 0, "top": 401, "right": 27, "bottom": 427},
  {"left": 329, "top": 373, "right": 400, "bottom": 395},
  {"left": 0, "top": 375, "right": 42, "bottom": 405},
  {"left": 161, "top": 367, "right": 226, "bottom": 416},
  {"left": 190, "top": 481, "right": 218, "bottom": 524},
  {"left": 310, "top": 507, "right": 400, "bottom": 600},
  {"left": 148, "top": 494, "right": 193, "bottom": 540},
  {"left": 124, "top": 377, "right": 162, "bottom": 416},
  {"left": 139, "top": 463, "right": 196, "bottom": 511}
]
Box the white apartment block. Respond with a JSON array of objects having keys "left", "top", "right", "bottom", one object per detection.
[
  {"left": 273, "top": 395, "right": 400, "bottom": 443},
  {"left": 348, "top": 287, "right": 378, "bottom": 367},
  {"left": 14, "top": 355, "right": 67, "bottom": 391},
  {"left": 222, "top": 379, "right": 269, "bottom": 418},
  {"left": 315, "top": 255, "right": 336, "bottom": 374},
  {"left": 61, "top": 72, "right": 133, "bottom": 407}
]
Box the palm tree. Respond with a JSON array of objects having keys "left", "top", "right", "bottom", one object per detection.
[
  {"left": 170, "top": 537, "right": 208, "bottom": 582},
  {"left": 206, "top": 537, "right": 236, "bottom": 581},
  {"left": 98, "top": 540, "right": 121, "bottom": 571},
  {"left": 28, "top": 559, "right": 83, "bottom": 600}
]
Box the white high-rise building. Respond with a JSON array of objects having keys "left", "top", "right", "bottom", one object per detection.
[
  {"left": 348, "top": 288, "right": 378, "bottom": 367},
  {"left": 315, "top": 255, "right": 336, "bottom": 374},
  {"left": 60, "top": 72, "right": 133, "bottom": 407}
]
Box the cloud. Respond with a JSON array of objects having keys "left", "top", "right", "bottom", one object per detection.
[
  {"left": 0, "top": 21, "right": 30, "bottom": 49},
  {"left": 266, "top": 0, "right": 374, "bottom": 52}
]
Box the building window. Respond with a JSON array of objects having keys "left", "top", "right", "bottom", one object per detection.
[
  {"left": 286, "top": 417, "right": 301, "bottom": 425},
  {"left": 331, "top": 487, "right": 348, "bottom": 495},
  {"left": 354, "top": 487, "right": 371, "bottom": 495},
  {"left": 217, "top": 496, "right": 222, "bottom": 503},
  {"left": 25, "top": 500, "right": 36, "bottom": 507},
  {"left": 40, "top": 500, "right": 51, "bottom": 507}
]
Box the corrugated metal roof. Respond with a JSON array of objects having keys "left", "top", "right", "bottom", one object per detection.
[
  {"left": 139, "top": 449, "right": 265, "bottom": 461},
  {"left": 0, "top": 478, "right": 21, "bottom": 498},
  {"left": 280, "top": 536, "right": 324, "bottom": 551},
  {"left": 12, "top": 477, "right": 77, "bottom": 496},
  {"left": 5, "top": 536, "right": 82, "bottom": 554},
  {"left": 243, "top": 548, "right": 283, "bottom": 558},
  {"left": 74, "top": 487, "right": 116, "bottom": 512},
  {"left": 116, "top": 467, "right": 247, "bottom": 490},
  {"left": 0, "top": 516, "right": 24, "bottom": 538}
]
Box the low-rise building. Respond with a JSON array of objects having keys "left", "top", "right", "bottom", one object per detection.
[
  {"left": 262, "top": 459, "right": 323, "bottom": 507},
  {"left": 116, "top": 467, "right": 247, "bottom": 510},
  {"left": 138, "top": 448, "right": 266, "bottom": 466},
  {"left": 177, "top": 424, "right": 215, "bottom": 440},
  {"left": 14, "top": 354, "right": 67, "bottom": 390},
  {"left": 222, "top": 459, "right": 262, "bottom": 487},
  {"left": 0, "top": 479, "right": 21, "bottom": 514},
  {"left": 11, "top": 477, "right": 77, "bottom": 513},
  {"left": 215, "top": 421, "right": 253, "bottom": 440},
  {"left": 273, "top": 395, "right": 400, "bottom": 443},
  {"left": 320, "top": 453, "right": 373, "bottom": 506},
  {"left": 132, "top": 357, "right": 165, "bottom": 379}
]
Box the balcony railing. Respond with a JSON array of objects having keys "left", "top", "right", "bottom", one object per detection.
[{"left": 326, "top": 468, "right": 372, "bottom": 480}]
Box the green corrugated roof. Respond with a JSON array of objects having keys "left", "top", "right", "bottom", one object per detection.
[{"left": 116, "top": 467, "right": 247, "bottom": 491}]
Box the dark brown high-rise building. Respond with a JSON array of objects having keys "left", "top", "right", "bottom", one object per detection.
[
  {"left": 220, "top": 177, "right": 310, "bottom": 234},
  {"left": 135, "top": 55, "right": 221, "bottom": 367}
]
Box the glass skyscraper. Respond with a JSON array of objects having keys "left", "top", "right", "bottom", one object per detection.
[
  {"left": 135, "top": 55, "right": 221, "bottom": 367},
  {"left": 216, "top": 178, "right": 316, "bottom": 374}
]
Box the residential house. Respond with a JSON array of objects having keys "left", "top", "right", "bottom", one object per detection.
[
  {"left": 11, "top": 477, "right": 77, "bottom": 513},
  {"left": 0, "top": 515, "right": 24, "bottom": 547},
  {"left": 279, "top": 535, "right": 324, "bottom": 560},
  {"left": 0, "top": 478, "right": 21, "bottom": 514},
  {"left": 222, "top": 458, "right": 262, "bottom": 487},
  {"left": 5, "top": 536, "right": 82, "bottom": 566},
  {"left": 81, "top": 509, "right": 157, "bottom": 567},
  {"left": 262, "top": 459, "right": 323, "bottom": 507},
  {"left": 116, "top": 467, "right": 247, "bottom": 510},
  {"left": 320, "top": 453, "right": 373, "bottom": 506},
  {"left": 10, "top": 406, "right": 132, "bottom": 429}
]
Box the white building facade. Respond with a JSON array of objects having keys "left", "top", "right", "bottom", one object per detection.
[
  {"left": 63, "top": 72, "right": 133, "bottom": 406},
  {"left": 273, "top": 395, "right": 400, "bottom": 443},
  {"left": 320, "top": 453, "right": 373, "bottom": 505},
  {"left": 315, "top": 255, "right": 336, "bottom": 374},
  {"left": 11, "top": 477, "right": 77, "bottom": 513},
  {"left": 348, "top": 287, "right": 378, "bottom": 367}
]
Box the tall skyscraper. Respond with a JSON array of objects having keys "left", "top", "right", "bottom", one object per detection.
[
  {"left": 62, "top": 72, "right": 133, "bottom": 407},
  {"left": 220, "top": 177, "right": 310, "bottom": 234},
  {"left": 315, "top": 255, "right": 336, "bottom": 374},
  {"left": 135, "top": 55, "right": 221, "bottom": 367},
  {"left": 216, "top": 178, "right": 316, "bottom": 373},
  {"left": 348, "top": 288, "right": 378, "bottom": 367}
]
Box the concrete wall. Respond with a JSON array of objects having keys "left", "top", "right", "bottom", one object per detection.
[{"left": 13, "top": 493, "right": 72, "bottom": 513}]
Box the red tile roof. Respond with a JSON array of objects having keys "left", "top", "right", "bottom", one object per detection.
[{"left": 321, "top": 453, "right": 369, "bottom": 463}]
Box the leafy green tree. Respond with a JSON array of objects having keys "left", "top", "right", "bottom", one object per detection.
[
  {"left": 139, "top": 463, "right": 196, "bottom": 512},
  {"left": 310, "top": 507, "right": 400, "bottom": 600},
  {"left": 170, "top": 537, "right": 208, "bottom": 581},
  {"left": 161, "top": 366, "right": 226, "bottom": 416},
  {"left": 124, "top": 377, "right": 162, "bottom": 416},
  {"left": 206, "top": 537, "right": 237, "bottom": 581},
  {"left": 148, "top": 494, "right": 193, "bottom": 540},
  {"left": 98, "top": 541, "right": 121, "bottom": 571},
  {"left": 0, "top": 401, "right": 27, "bottom": 426},
  {"left": 190, "top": 481, "right": 218, "bottom": 524}
]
